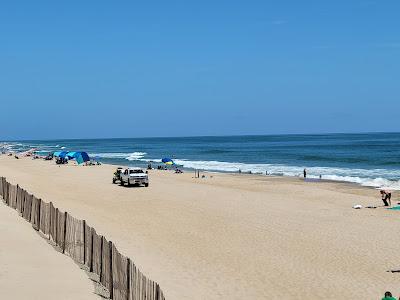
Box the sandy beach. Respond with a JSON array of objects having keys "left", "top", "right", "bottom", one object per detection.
[
  {"left": 0, "top": 191, "right": 99, "bottom": 300},
  {"left": 1, "top": 155, "right": 399, "bottom": 299}
]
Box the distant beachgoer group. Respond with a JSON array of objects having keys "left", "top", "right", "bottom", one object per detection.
[{"left": 56, "top": 157, "right": 67, "bottom": 164}]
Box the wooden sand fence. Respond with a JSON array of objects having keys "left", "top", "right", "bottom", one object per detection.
[{"left": 0, "top": 177, "right": 165, "bottom": 300}]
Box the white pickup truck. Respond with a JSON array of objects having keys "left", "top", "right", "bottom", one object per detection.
[{"left": 120, "top": 167, "right": 149, "bottom": 187}]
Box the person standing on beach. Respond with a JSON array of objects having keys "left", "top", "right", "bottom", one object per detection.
[
  {"left": 380, "top": 190, "right": 392, "bottom": 207},
  {"left": 381, "top": 291, "right": 396, "bottom": 300},
  {"left": 303, "top": 168, "right": 307, "bottom": 179}
]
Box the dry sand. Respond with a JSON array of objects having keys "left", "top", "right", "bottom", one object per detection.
[
  {"left": 0, "top": 192, "right": 99, "bottom": 300},
  {"left": 0, "top": 155, "right": 399, "bottom": 300}
]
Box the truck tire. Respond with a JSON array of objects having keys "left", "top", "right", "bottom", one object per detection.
[
  {"left": 145, "top": 183, "right": 149, "bottom": 187},
  {"left": 128, "top": 179, "right": 131, "bottom": 187},
  {"left": 120, "top": 179, "right": 124, "bottom": 186}
]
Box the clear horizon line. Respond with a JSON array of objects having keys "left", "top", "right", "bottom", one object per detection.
[{"left": 2, "top": 130, "right": 400, "bottom": 143}]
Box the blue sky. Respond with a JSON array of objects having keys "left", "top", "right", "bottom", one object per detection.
[{"left": 0, "top": 1, "right": 399, "bottom": 140}]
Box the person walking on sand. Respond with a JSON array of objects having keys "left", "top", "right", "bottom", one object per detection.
[
  {"left": 381, "top": 291, "right": 396, "bottom": 300},
  {"left": 303, "top": 168, "right": 307, "bottom": 179},
  {"left": 380, "top": 190, "right": 392, "bottom": 207}
]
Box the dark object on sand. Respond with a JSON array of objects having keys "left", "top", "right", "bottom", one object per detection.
[
  {"left": 380, "top": 190, "right": 392, "bottom": 207},
  {"left": 56, "top": 157, "right": 68, "bottom": 165},
  {"left": 382, "top": 291, "right": 396, "bottom": 300},
  {"left": 44, "top": 154, "right": 53, "bottom": 160},
  {"left": 112, "top": 167, "right": 123, "bottom": 184}
]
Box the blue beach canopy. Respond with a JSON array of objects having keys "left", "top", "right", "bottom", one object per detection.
[
  {"left": 75, "top": 152, "right": 90, "bottom": 164},
  {"left": 54, "top": 151, "right": 68, "bottom": 158},
  {"left": 55, "top": 151, "right": 90, "bottom": 164},
  {"left": 65, "top": 152, "right": 77, "bottom": 159},
  {"left": 162, "top": 158, "right": 174, "bottom": 165}
]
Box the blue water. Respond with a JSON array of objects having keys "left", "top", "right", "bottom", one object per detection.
[{"left": 1, "top": 133, "right": 400, "bottom": 189}]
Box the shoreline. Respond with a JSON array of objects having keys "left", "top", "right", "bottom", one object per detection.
[
  {"left": 3, "top": 154, "right": 397, "bottom": 203},
  {"left": 105, "top": 159, "right": 394, "bottom": 195},
  {"left": 0, "top": 136, "right": 400, "bottom": 190}
]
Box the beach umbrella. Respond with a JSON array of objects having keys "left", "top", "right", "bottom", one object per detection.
[
  {"left": 162, "top": 158, "right": 174, "bottom": 165},
  {"left": 75, "top": 152, "right": 90, "bottom": 164}
]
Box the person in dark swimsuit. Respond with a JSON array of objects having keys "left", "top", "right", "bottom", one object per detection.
[{"left": 380, "top": 190, "right": 392, "bottom": 207}]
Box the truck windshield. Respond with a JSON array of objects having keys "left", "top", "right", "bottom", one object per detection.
[{"left": 129, "top": 170, "right": 144, "bottom": 174}]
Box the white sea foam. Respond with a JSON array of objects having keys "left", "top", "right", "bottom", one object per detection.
[
  {"left": 152, "top": 158, "right": 400, "bottom": 190},
  {"left": 126, "top": 152, "right": 148, "bottom": 160},
  {"left": 90, "top": 152, "right": 147, "bottom": 160}
]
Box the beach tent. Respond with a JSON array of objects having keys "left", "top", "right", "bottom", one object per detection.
[
  {"left": 58, "top": 151, "right": 90, "bottom": 164},
  {"left": 162, "top": 158, "right": 174, "bottom": 165},
  {"left": 75, "top": 152, "right": 90, "bottom": 164},
  {"left": 65, "top": 152, "right": 77, "bottom": 159},
  {"left": 54, "top": 151, "right": 68, "bottom": 158}
]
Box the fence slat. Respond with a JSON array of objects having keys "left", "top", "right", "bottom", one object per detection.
[
  {"left": 11, "top": 184, "right": 17, "bottom": 209},
  {"left": 92, "top": 229, "right": 102, "bottom": 277},
  {"left": 16, "top": 186, "right": 23, "bottom": 214},
  {"left": 31, "top": 196, "right": 41, "bottom": 230},
  {"left": 22, "top": 192, "right": 33, "bottom": 221},
  {"left": 56, "top": 209, "right": 66, "bottom": 249},
  {"left": 84, "top": 223, "right": 93, "bottom": 270},
  {"left": 0, "top": 177, "right": 3, "bottom": 199},
  {"left": 112, "top": 245, "right": 128, "bottom": 300},
  {"left": 39, "top": 200, "right": 50, "bottom": 236},
  {"left": 49, "top": 203, "right": 57, "bottom": 241},
  {"left": 65, "top": 213, "right": 85, "bottom": 263},
  {"left": 101, "top": 236, "right": 113, "bottom": 296}
]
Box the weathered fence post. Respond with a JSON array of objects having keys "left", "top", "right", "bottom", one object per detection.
[
  {"left": 49, "top": 202, "right": 52, "bottom": 240},
  {"left": 28, "top": 194, "right": 33, "bottom": 221},
  {"left": 55, "top": 207, "right": 59, "bottom": 243},
  {"left": 109, "top": 241, "right": 114, "bottom": 299},
  {"left": 126, "top": 258, "right": 131, "bottom": 300},
  {"left": 21, "top": 190, "right": 25, "bottom": 216},
  {"left": 155, "top": 283, "right": 159, "bottom": 300},
  {"left": 15, "top": 184, "right": 19, "bottom": 208},
  {"left": 37, "top": 199, "right": 41, "bottom": 232},
  {"left": 99, "top": 237, "right": 104, "bottom": 281},
  {"left": 83, "top": 220, "right": 86, "bottom": 265},
  {"left": 63, "top": 211, "right": 67, "bottom": 253},
  {"left": 90, "top": 230, "right": 94, "bottom": 272}
]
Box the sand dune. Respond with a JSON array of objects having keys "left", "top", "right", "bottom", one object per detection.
[{"left": 0, "top": 155, "right": 399, "bottom": 299}]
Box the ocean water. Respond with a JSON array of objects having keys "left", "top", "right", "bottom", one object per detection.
[{"left": 1, "top": 133, "right": 400, "bottom": 190}]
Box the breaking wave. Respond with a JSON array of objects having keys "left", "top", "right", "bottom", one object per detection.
[
  {"left": 90, "top": 152, "right": 147, "bottom": 160},
  {"left": 156, "top": 158, "right": 400, "bottom": 190}
]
